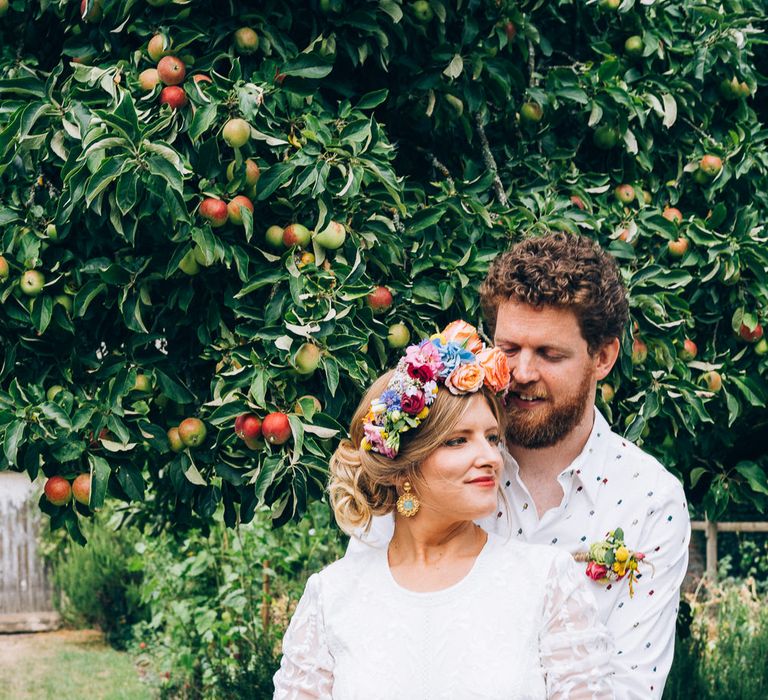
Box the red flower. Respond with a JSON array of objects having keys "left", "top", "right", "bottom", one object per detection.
[
  {"left": 401, "top": 390, "right": 426, "bottom": 415},
  {"left": 586, "top": 561, "right": 608, "bottom": 581},
  {"left": 407, "top": 363, "right": 435, "bottom": 382}
]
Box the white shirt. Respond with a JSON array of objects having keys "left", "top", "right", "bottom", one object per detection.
[
  {"left": 274, "top": 534, "right": 614, "bottom": 699},
  {"left": 348, "top": 409, "right": 690, "bottom": 700}
]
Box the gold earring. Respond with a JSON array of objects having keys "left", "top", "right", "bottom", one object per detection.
[{"left": 396, "top": 481, "right": 420, "bottom": 517}]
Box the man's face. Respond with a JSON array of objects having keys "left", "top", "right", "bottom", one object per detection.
[{"left": 493, "top": 301, "right": 601, "bottom": 449}]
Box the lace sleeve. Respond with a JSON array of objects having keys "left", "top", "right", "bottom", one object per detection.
[
  {"left": 540, "top": 551, "right": 615, "bottom": 700},
  {"left": 273, "top": 574, "right": 334, "bottom": 699}
]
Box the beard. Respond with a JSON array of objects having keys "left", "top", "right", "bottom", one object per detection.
[{"left": 504, "top": 369, "right": 593, "bottom": 449}]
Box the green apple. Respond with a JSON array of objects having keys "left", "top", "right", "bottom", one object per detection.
[
  {"left": 222, "top": 118, "right": 251, "bottom": 148},
  {"left": 178, "top": 250, "right": 200, "bottom": 275},
  {"left": 234, "top": 27, "right": 259, "bottom": 54},
  {"left": 293, "top": 342, "right": 321, "bottom": 375},
  {"left": 20, "top": 270, "right": 45, "bottom": 296},
  {"left": 314, "top": 220, "right": 347, "bottom": 250},
  {"left": 265, "top": 225, "right": 284, "bottom": 248},
  {"left": 387, "top": 323, "right": 411, "bottom": 348}
]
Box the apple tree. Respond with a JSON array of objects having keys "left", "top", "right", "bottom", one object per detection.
[{"left": 1, "top": 0, "right": 767, "bottom": 542}]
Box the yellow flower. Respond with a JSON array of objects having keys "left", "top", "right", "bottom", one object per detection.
[
  {"left": 416, "top": 406, "right": 429, "bottom": 420},
  {"left": 361, "top": 438, "right": 372, "bottom": 451},
  {"left": 615, "top": 546, "right": 629, "bottom": 563}
]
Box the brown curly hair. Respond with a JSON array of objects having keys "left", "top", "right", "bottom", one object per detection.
[{"left": 479, "top": 232, "right": 629, "bottom": 354}]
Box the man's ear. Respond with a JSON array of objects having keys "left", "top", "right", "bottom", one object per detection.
[{"left": 594, "top": 337, "right": 620, "bottom": 380}]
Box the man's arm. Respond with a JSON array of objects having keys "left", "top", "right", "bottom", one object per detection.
[{"left": 608, "top": 476, "right": 690, "bottom": 700}]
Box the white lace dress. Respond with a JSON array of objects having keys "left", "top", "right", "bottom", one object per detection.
[{"left": 273, "top": 534, "right": 614, "bottom": 699}]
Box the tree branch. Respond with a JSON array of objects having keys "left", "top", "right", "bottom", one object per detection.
[{"left": 474, "top": 113, "right": 509, "bottom": 208}]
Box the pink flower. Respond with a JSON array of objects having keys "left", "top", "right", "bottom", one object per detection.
[
  {"left": 407, "top": 363, "right": 435, "bottom": 382},
  {"left": 586, "top": 562, "right": 609, "bottom": 581},
  {"left": 401, "top": 389, "right": 426, "bottom": 415},
  {"left": 404, "top": 340, "right": 444, "bottom": 375}
]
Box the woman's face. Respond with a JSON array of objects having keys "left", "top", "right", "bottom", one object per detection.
[{"left": 415, "top": 394, "right": 504, "bottom": 522}]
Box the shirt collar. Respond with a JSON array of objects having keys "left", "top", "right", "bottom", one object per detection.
[{"left": 502, "top": 407, "right": 611, "bottom": 505}]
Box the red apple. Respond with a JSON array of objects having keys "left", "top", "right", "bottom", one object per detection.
[
  {"left": 631, "top": 338, "right": 648, "bottom": 365},
  {"left": 44, "top": 476, "right": 72, "bottom": 506},
  {"left": 739, "top": 322, "right": 764, "bottom": 343},
  {"left": 504, "top": 21, "right": 516, "bottom": 41},
  {"left": 679, "top": 339, "right": 698, "bottom": 361},
  {"left": 159, "top": 86, "right": 187, "bottom": 109},
  {"left": 699, "top": 155, "right": 723, "bottom": 177},
  {"left": 72, "top": 473, "right": 91, "bottom": 506},
  {"left": 138, "top": 68, "right": 160, "bottom": 91},
  {"left": 663, "top": 207, "right": 683, "bottom": 224},
  {"left": 600, "top": 384, "right": 615, "bottom": 403},
  {"left": 614, "top": 184, "right": 635, "bottom": 204},
  {"left": 167, "top": 427, "right": 184, "bottom": 453},
  {"left": 178, "top": 417, "right": 207, "bottom": 447},
  {"left": 366, "top": 286, "right": 393, "bottom": 313},
  {"left": 235, "top": 413, "right": 262, "bottom": 441},
  {"left": 283, "top": 223, "right": 311, "bottom": 247},
  {"left": 262, "top": 412, "right": 292, "bottom": 445},
  {"left": 0, "top": 255, "right": 10, "bottom": 280},
  {"left": 667, "top": 237, "right": 689, "bottom": 258},
  {"left": 227, "top": 195, "right": 254, "bottom": 225},
  {"left": 200, "top": 198, "right": 229, "bottom": 227},
  {"left": 156, "top": 56, "right": 186, "bottom": 86}
]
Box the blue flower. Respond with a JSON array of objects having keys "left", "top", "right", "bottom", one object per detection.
[
  {"left": 380, "top": 389, "right": 401, "bottom": 410},
  {"left": 432, "top": 339, "right": 474, "bottom": 377}
]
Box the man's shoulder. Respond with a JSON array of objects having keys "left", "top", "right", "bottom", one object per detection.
[{"left": 598, "top": 422, "right": 686, "bottom": 501}]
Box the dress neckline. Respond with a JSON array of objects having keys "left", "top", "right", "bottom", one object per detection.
[{"left": 381, "top": 531, "right": 497, "bottom": 600}]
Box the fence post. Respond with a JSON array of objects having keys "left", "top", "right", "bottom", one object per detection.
[
  {"left": 261, "top": 560, "right": 271, "bottom": 632},
  {"left": 705, "top": 519, "right": 718, "bottom": 580}
]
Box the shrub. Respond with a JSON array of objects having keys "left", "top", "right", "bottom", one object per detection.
[
  {"left": 46, "top": 513, "right": 148, "bottom": 649},
  {"left": 665, "top": 579, "right": 768, "bottom": 700},
  {"left": 133, "top": 501, "right": 344, "bottom": 698}
]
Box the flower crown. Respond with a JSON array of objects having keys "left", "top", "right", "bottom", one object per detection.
[{"left": 360, "top": 320, "right": 511, "bottom": 458}]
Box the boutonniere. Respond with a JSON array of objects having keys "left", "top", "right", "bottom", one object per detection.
[{"left": 574, "top": 528, "right": 648, "bottom": 598}]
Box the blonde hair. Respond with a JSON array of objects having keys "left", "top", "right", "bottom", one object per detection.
[{"left": 329, "top": 370, "right": 504, "bottom": 535}]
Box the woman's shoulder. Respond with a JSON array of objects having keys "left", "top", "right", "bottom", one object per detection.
[
  {"left": 486, "top": 533, "right": 573, "bottom": 572},
  {"left": 313, "top": 546, "right": 383, "bottom": 591}
]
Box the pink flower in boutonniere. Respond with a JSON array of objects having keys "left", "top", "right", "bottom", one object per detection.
[{"left": 586, "top": 561, "right": 609, "bottom": 581}]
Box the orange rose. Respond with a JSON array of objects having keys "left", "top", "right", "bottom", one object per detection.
[
  {"left": 442, "top": 320, "right": 484, "bottom": 353},
  {"left": 445, "top": 362, "right": 485, "bottom": 395},
  {"left": 476, "top": 347, "right": 510, "bottom": 393}
]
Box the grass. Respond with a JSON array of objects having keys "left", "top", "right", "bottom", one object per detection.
[{"left": 0, "top": 630, "right": 151, "bottom": 700}]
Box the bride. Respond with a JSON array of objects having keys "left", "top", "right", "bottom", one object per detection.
[{"left": 273, "top": 321, "right": 614, "bottom": 699}]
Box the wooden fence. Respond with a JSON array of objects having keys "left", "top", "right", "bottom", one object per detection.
[
  {"left": 691, "top": 520, "right": 768, "bottom": 580},
  {"left": 0, "top": 473, "right": 55, "bottom": 616}
]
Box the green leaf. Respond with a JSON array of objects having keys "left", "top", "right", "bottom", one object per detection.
[
  {"left": 735, "top": 462, "right": 768, "bottom": 496},
  {"left": 88, "top": 454, "right": 111, "bottom": 510},
  {"left": 84, "top": 157, "right": 124, "bottom": 207},
  {"left": 354, "top": 89, "right": 389, "bottom": 110},
  {"left": 189, "top": 102, "right": 218, "bottom": 141},
  {"left": 3, "top": 420, "right": 25, "bottom": 466},
  {"left": 281, "top": 54, "right": 334, "bottom": 79},
  {"left": 155, "top": 369, "right": 196, "bottom": 404}
]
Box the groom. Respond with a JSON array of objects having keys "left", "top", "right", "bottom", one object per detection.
[{"left": 476, "top": 232, "right": 689, "bottom": 700}]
